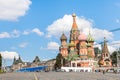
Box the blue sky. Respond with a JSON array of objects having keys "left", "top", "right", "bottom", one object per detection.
[{"left": 0, "top": 0, "right": 120, "bottom": 66}]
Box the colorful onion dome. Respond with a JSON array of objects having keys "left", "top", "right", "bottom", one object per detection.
[
  {"left": 60, "top": 33, "right": 67, "bottom": 41},
  {"left": 68, "top": 41, "right": 75, "bottom": 47},
  {"left": 87, "top": 43, "right": 91, "bottom": 47},
  {"left": 87, "top": 32, "right": 94, "bottom": 42},
  {"left": 78, "top": 33, "right": 87, "bottom": 41}
]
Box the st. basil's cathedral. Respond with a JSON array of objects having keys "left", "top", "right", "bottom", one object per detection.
[{"left": 59, "top": 13, "right": 112, "bottom": 71}]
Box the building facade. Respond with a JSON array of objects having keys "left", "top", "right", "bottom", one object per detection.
[
  {"left": 59, "top": 14, "right": 95, "bottom": 68},
  {"left": 11, "top": 56, "right": 56, "bottom": 71},
  {"left": 59, "top": 13, "right": 112, "bottom": 71},
  {"left": 99, "top": 37, "right": 112, "bottom": 67}
]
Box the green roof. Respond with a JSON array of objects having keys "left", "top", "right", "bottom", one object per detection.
[
  {"left": 68, "top": 42, "right": 75, "bottom": 47},
  {"left": 87, "top": 32, "right": 94, "bottom": 42},
  {"left": 87, "top": 43, "right": 91, "bottom": 47}
]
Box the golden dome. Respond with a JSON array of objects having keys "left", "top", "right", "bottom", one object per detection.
[{"left": 72, "top": 13, "right": 76, "bottom": 17}]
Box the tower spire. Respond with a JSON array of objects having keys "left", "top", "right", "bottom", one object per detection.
[
  {"left": 99, "top": 37, "right": 112, "bottom": 67},
  {"left": 72, "top": 13, "right": 76, "bottom": 22},
  {"left": 72, "top": 13, "right": 78, "bottom": 29},
  {"left": 102, "top": 37, "right": 109, "bottom": 54}
]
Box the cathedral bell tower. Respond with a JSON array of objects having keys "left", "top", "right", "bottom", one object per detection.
[
  {"left": 69, "top": 13, "right": 80, "bottom": 47},
  {"left": 78, "top": 32, "right": 88, "bottom": 59},
  {"left": 87, "top": 32, "right": 95, "bottom": 59},
  {"left": 59, "top": 33, "right": 68, "bottom": 57}
]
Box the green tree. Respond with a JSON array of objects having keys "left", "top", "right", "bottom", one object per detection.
[
  {"left": 94, "top": 47, "right": 102, "bottom": 59},
  {"left": 111, "top": 51, "right": 117, "bottom": 66},
  {"left": 0, "top": 53, "right": 2, "bottom": 71},
  {"left": 55, "top": 53, "right": 65, "bottom": 70},
  {"left": 110, "top": 48, "right": 120, "bottom": 66}
]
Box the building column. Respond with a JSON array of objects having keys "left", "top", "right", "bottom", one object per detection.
[
  {"left": 71, "top": 61, "right": 72, "bottom": 67},
  {"left": 75, "top": 62, "right": 77, "bottom": 67}
]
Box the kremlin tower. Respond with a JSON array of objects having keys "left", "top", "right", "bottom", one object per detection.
[{"left": 99, "top": 37, "right": 112, "bottom": 67}]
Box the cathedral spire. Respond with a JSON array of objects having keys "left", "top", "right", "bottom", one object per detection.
[
  {"left": 72, "top": 13, "right": 78, "bottom": 30},
  {"left": 102, "top": 37, "right": 110, "bottom": 57},
  {"left": 99, "top": 37, "right": 112, "bottom": 67},
  {"left": 69, "top": 13, "right": 80, "bottom": 48},
  {"left": 18, "top": 55, "right": 22, "bottom": 63},
  {"left": 13, "top": 56, "right": 16, "bottom": 64}
]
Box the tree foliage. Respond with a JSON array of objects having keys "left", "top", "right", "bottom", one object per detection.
[
  {"left": 0, "top": 54, "right": 2, "bottom": 70},
  {"left": 54, "top": 53, "right": 65, "bottom": 70},
  {"left": 110, "top": 48, "right": 120, "bottom": 66}
]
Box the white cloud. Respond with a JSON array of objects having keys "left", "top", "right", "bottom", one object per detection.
[
  {"left": 23, "top": 30, "right": 30, "bottom": 35},
  {"left": 46, "top": 15, "right": 72, "bottom": 38},
  {"left": 108, "top": 46, "right": 116, "bottom": 54},
  {"left": 23, "top": 28, "right": 44, "bottom": 36},
  {"left": 32, "top": 28, "right": 44, "bottom": 36},
  {"left": 92, "top": 28, "right": 113, "bottom": 40},
  {"left": 0, "top": 28, "right": 44, "bottom": 39},
  {"left": 109, "top": 40, "right": 120, "bottom": 48},
  {"left": 0, "top": 0, "right": 31, "bottom": 21},
  {"left": 0, "top": 30, "right": 20, "bottom": 38},
  {"left": 11, "top": 29, "right": 20, "bottom": 38},
  {"left": 94, "top": 43, "right": 115, "bottom": 54},
  {"left": 19, "top": 42, "right": 28, "bottom": 48},
  {"left": 0, "top": 32, "right": 11, "bottom": 38},
  {"left": 94, "top": 43, "right": 102, "bottom": 50},
  {"left": 94, "top": 40, "right": 120, "bottom": 54},
  {"left": 0, "top": 51, "right": 19, "bottom": 60},
  {"left": 46, "top": 14, "right": 113, "bottom": 40},
  {"left": 47, "top": 42, "right": 59, "bottom": 50}
]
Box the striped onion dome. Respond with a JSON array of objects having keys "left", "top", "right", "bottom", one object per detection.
[
  {"left": 87, "top": 32, "right": 94, "bottom": 42},
  {"left": 69, "top": 41, "right": 75, "bottom": 47}
]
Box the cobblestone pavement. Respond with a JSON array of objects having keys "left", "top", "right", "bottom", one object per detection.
[{"left": 0, "top": 72, "right": 119, "bottom": 80}]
